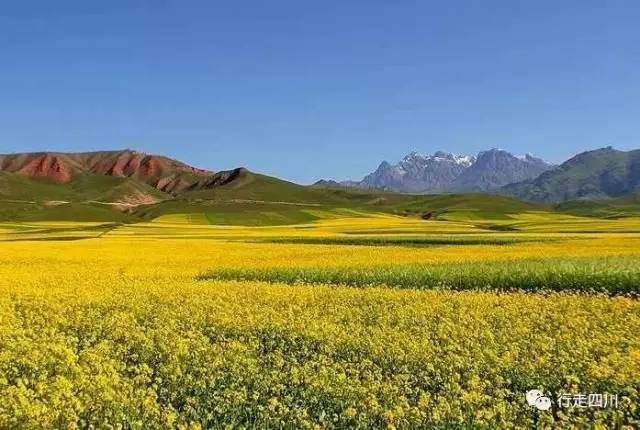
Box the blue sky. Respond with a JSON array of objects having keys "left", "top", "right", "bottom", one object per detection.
[{"left": 1, "top": 1, "right": 639, "bottom": 183}]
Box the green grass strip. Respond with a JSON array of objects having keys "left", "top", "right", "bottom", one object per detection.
[
  {"left": 198, "top": 256, "right": 640, "bottom": 296},
  {"left": 243, "top": 235, "right": 557, "bottom": 247}
]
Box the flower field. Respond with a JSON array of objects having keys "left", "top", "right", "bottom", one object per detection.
[{"left": 0, "top": 213, "right": 639, "bottom": 428}]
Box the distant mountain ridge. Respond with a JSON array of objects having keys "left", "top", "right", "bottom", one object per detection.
[
  {"left": 501, "top": 147, "right": 640, "bottom": 203},
  {"left": 0, "top": 150, "right": 211, "bottom": 193},
  {"left": 0, "top": 149, "right": 250, "bottom": 205},
  {"left": 360, "top": 151, "right": 475, "bottom": 192},
  {"left": 317, "top": 149, "right": 552, "bottom": 193},
  {"left": 451, "top": 150, "right": 551, "bottom": 192},
  {"left": 3, "top": 146, "right": 640, "bottom": 222}
]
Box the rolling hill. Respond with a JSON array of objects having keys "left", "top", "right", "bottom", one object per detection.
[
  {"left": 0, "top": 149, "right": 241, "bottom": 221},
  {"left": 502, "top": 147, "right": 640, "bottom": 203},
  {"left": 0, "top": 148, "right": 568, "bottom": 225},
  {"left": 0, "top": 149, "right": 256, "bottom": 203},
  {"left": 0, "top": 150, "right": 211, "bottom": 192},
  {"left": 556, "top": 193, "right": 640, "bottom": 218}
]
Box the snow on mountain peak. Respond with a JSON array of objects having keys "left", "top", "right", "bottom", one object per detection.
[{"left": 399, "top": 151, "right": 474, "bottom": 167}]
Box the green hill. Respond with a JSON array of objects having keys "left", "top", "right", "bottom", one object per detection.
[
  {"left": 182, "top": 170, "right": 341, "bottom": 203},
  {"left": 556, "top": 193, "right": 640, "bottom": 218},
  {"left": 0, "top": 172, "right": 75, "bottom": 201},
  {"left": 502, "top": 147, "right": 640, "bottom": 203},
  {"left": 1, "top": 150, "right": 555, "bottom": 225},
  {"left": 0, "top": 171, "right": 165, "bottom": 222},
  {"left": 133, "top": 171, "right": 550, "bottom": 225},
  {"left": 0, "top": 200, "right": 134, "bottom": 223}
]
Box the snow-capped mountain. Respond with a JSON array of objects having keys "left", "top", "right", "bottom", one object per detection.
[
  {"left": 359, "top": 151, "right": 476, "bottom": 192},
  {"left": 315, "top": 149, "right": 553, "bottom": 193}
]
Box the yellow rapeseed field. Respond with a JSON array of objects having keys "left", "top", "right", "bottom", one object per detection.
[{"left": 0, "top": 215, "right": 639, "bottom": 428}]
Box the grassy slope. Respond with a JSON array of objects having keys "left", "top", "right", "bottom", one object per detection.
[
  {"left": 1, "top": 168, "right": 566, "bottom": 225},
  {"left": 503, "top": 147, "right": 640, "bottom": 203},
  {"left": 0, "top": 172, "right": 165, "bottom": 222},
  {"left": 0, "top": 201, "right": 133, "bottom": 222},
  {"left": 0, "top": 172, "right": 76, "bottom": 201},
  {"left": 556, "top": 193, "right": 640, "bottom": 218},
  {"left": 66, "top": 174, "right": 168, "bottom": 202},
  {"left": 182, "top": 173, "right": 325, "bottom": 202},
  {"left": 133, "top": 172, "right": 551, "bottom": 225},
  {"left": 0, "top": 172, "right": 167, "bottom": 202}
]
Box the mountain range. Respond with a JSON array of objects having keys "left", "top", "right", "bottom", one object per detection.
[
  {"left": 316, "top": 149, "right": 554, "bottom": 193},
  {"left": 1, "top": 146, "right": 640, "bottom": 223},
  {"left": 0, "top": 148, "right": 540, "bottom": 224},
  {"left": 501, "top": 147, "right": 640, "bottom": 203},
  {"left": 0, "top": 150, "right": 210, "bottom": 191},
  {"left": 0, "top": 150, "right": 254, "bottom": 206}
]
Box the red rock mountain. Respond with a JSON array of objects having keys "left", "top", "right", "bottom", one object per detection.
[
  {"left": 0, "top": 153, "right": 75, "bottom": 183},
  {"left": 0, "top": 150, "right": 213, "bottom": 193}
]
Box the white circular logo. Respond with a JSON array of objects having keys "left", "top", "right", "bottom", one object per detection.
[
  {"left": 526, "top": 389, "right": 544, "bottom": 406},
  {"left": 535, "top": 396, "right": 552, "bottom": 411},
  {"left": 526, "top": 389, "right": 552, "bottom": 411}
]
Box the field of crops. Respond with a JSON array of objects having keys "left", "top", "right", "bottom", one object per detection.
[{"left": 0, "top": 212, "right": 639, "bottom": 428}]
